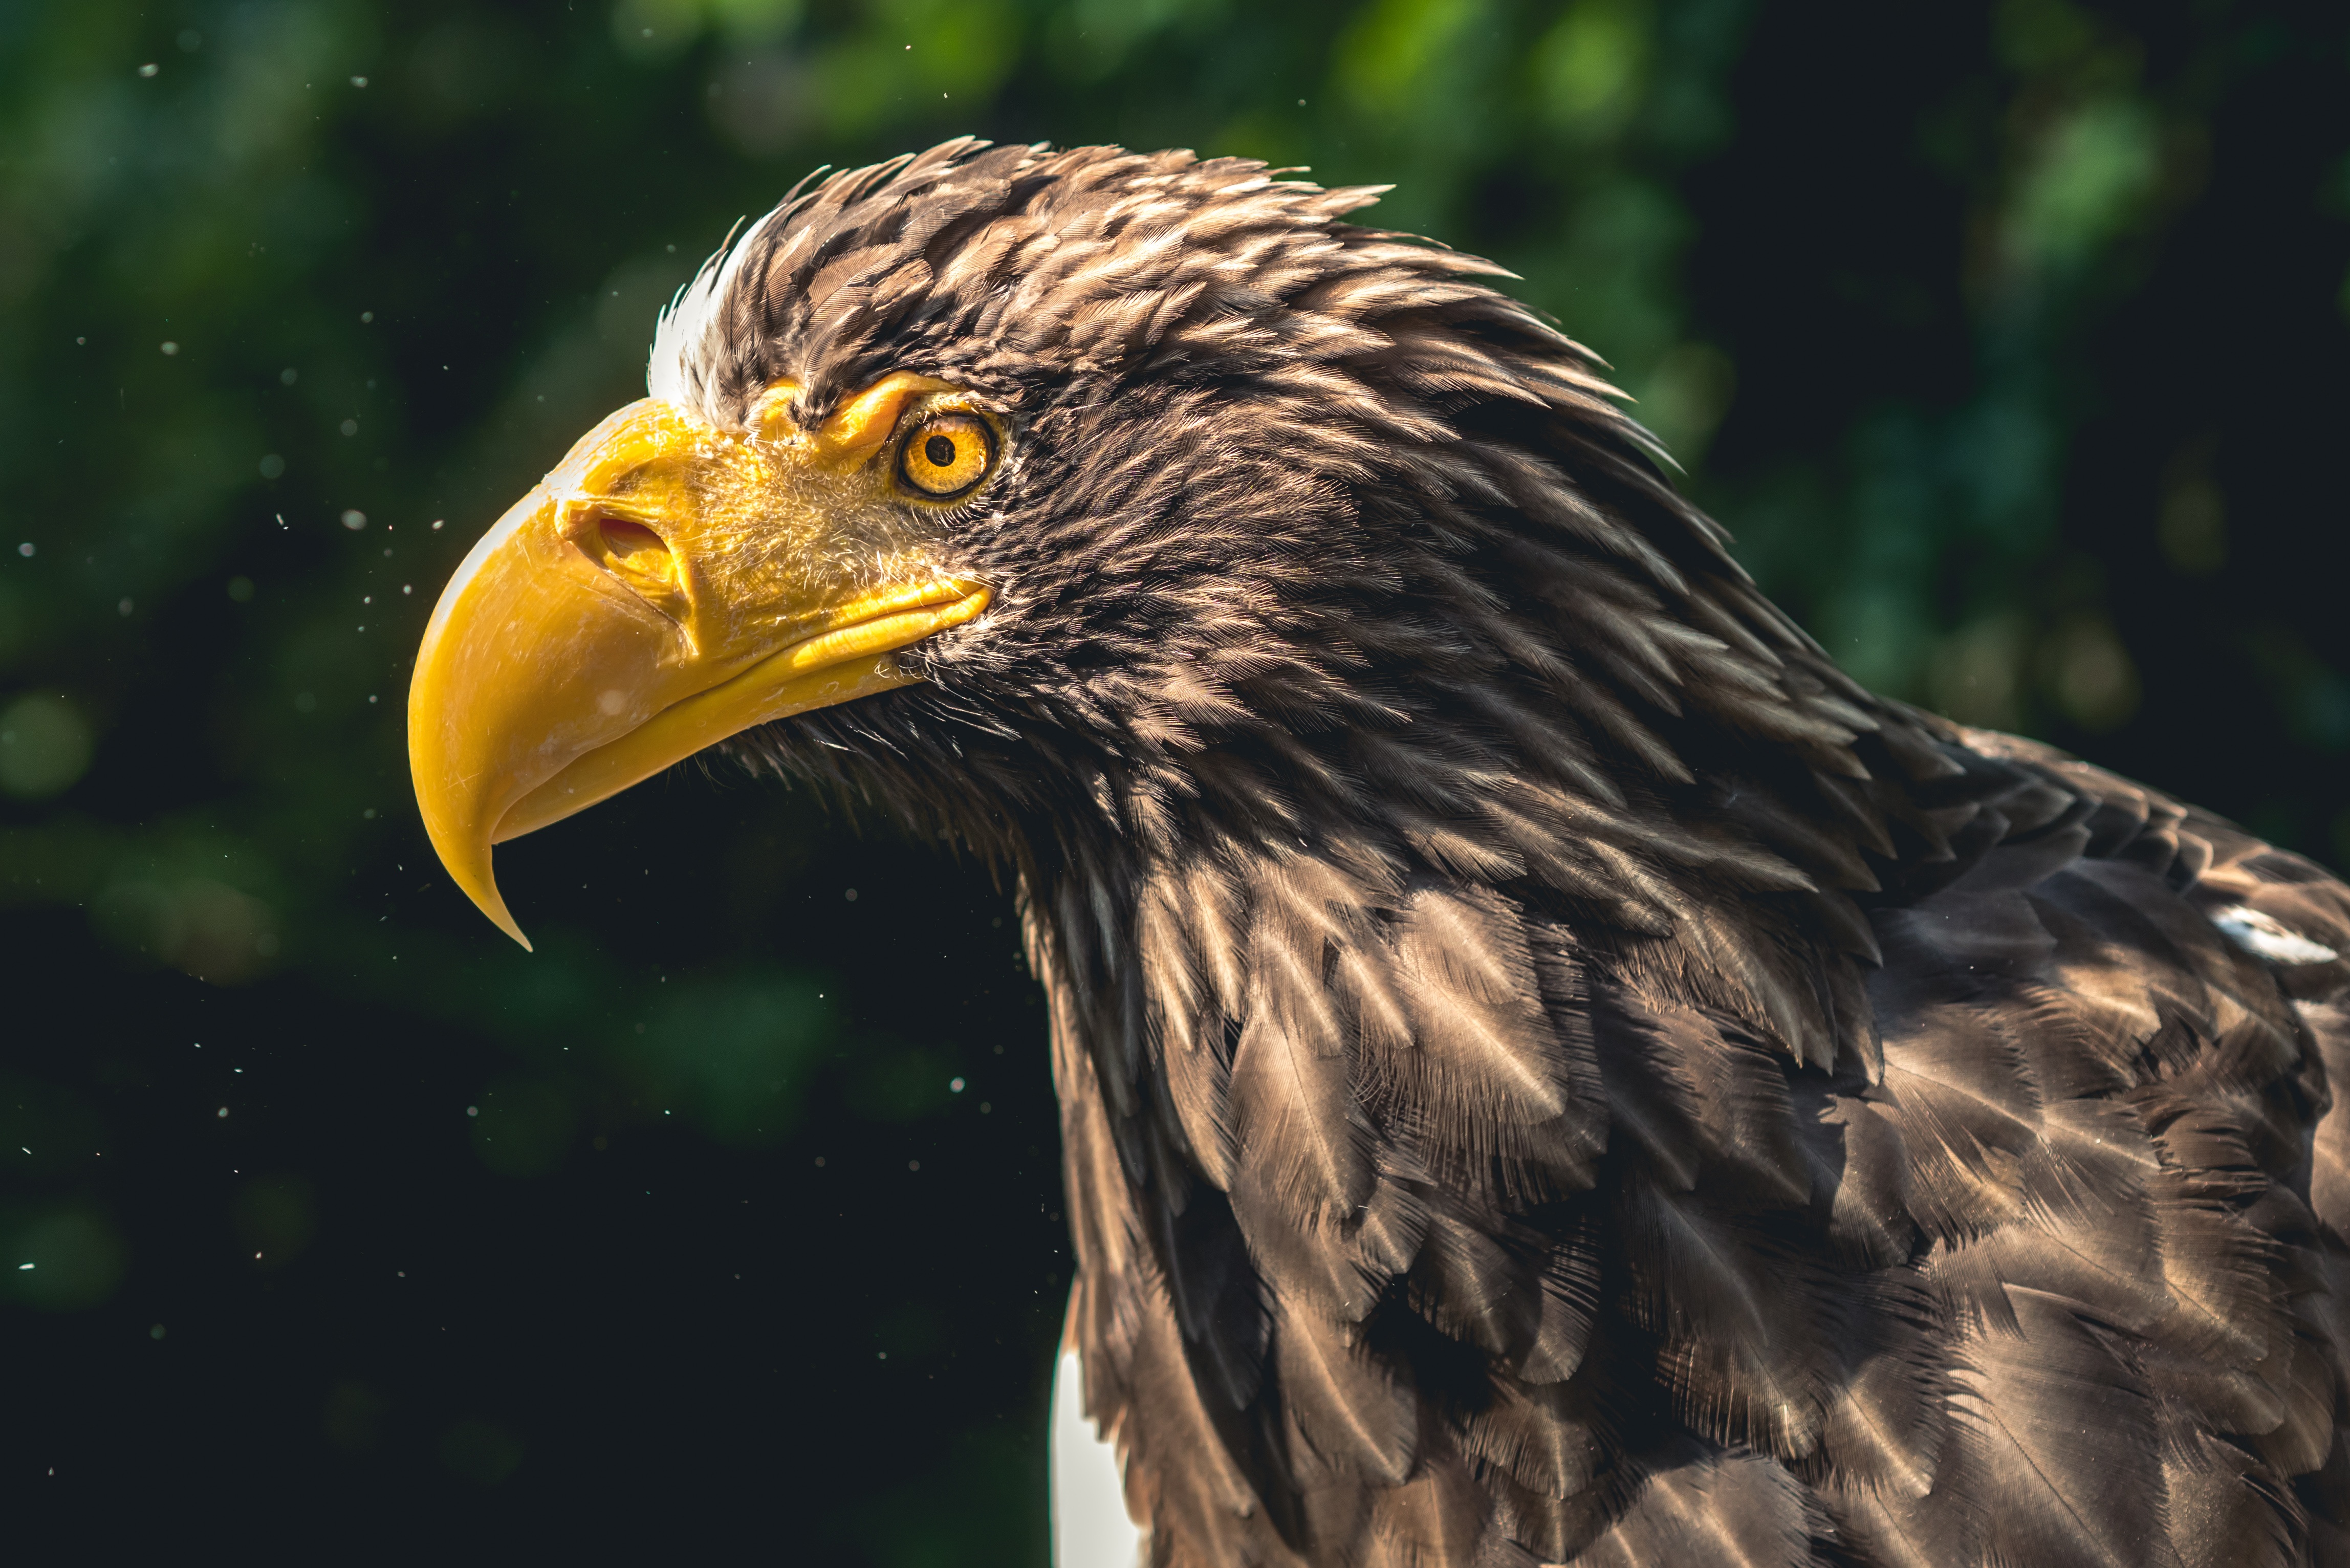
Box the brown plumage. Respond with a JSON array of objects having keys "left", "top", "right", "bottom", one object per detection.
[{"left": 648, "top": 140, "right": 2350, "bottom": 1565}]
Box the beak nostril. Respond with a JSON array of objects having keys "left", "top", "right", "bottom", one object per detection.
[
  {"left": 589, "top": 515, "right": 680, "bottom": 597},
  {"left": 598, "top": 516, "right": 669, "bottom": 565}
]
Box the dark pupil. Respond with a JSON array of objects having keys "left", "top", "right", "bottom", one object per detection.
[{"left": 924, "top": 434, "right": 957, "bottom": 469}]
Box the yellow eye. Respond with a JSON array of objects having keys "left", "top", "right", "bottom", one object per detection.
[{"left": 897, "top": 413, "right": 993, "bottom": 498}]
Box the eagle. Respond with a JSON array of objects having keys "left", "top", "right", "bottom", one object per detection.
[{"left": 406, "top": 141, "right": 2350, "bottom": 1566}]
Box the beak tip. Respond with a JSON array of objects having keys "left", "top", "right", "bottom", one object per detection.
[
  {"left": 476, "top": 887, "right": 532, "bottom": 951},
  {"left": 430, "top": 830, "right": 533, "bottom": 951}
]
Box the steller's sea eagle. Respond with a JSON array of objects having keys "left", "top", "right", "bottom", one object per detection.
[{"left": 406, "top": 140, "right": 2350, "bottom": 1566}]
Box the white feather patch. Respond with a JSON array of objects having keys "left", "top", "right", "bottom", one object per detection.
[
  {"left": 2211, "top": 904, "right": 2340, "bottom": 966},
  {"left": 646, "top": 209, "right": 779, "bottom": 418},
  {"left": 1052, "top": 1347, "right": 1146, "bottom": 1568}
]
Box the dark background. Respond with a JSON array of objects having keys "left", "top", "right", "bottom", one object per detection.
[{"left": 2, "top": 0, "right": 2346, "bottom": 1559}]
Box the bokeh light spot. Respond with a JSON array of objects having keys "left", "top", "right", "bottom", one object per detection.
[
  {"left": 0, "top": 693, "right": 95, "bottom": 799},
  {"left": 5, "top": 1210, "right": 126, "bottom": 1310}
]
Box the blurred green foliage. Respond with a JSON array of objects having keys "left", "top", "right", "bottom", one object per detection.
[{"left": 1, "top": 0, "right": 2346, "bottom": 1557}]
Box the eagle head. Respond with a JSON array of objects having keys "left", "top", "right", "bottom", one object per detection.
[{"left": 409, "top": 138, "right": 1788, "bottom": 951}]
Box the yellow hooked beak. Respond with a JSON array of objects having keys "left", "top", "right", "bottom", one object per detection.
[{"left": 407, "top": 374, "right": 991, "bottom": 948}]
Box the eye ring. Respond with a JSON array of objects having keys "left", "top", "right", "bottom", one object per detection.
[{"left": 896, "top": 411, "right": 995, "bottom": 500}]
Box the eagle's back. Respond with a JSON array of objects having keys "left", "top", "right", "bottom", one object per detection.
[{"left": 1052, "top": 724, "right": 2350, "bottom": 1568}]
